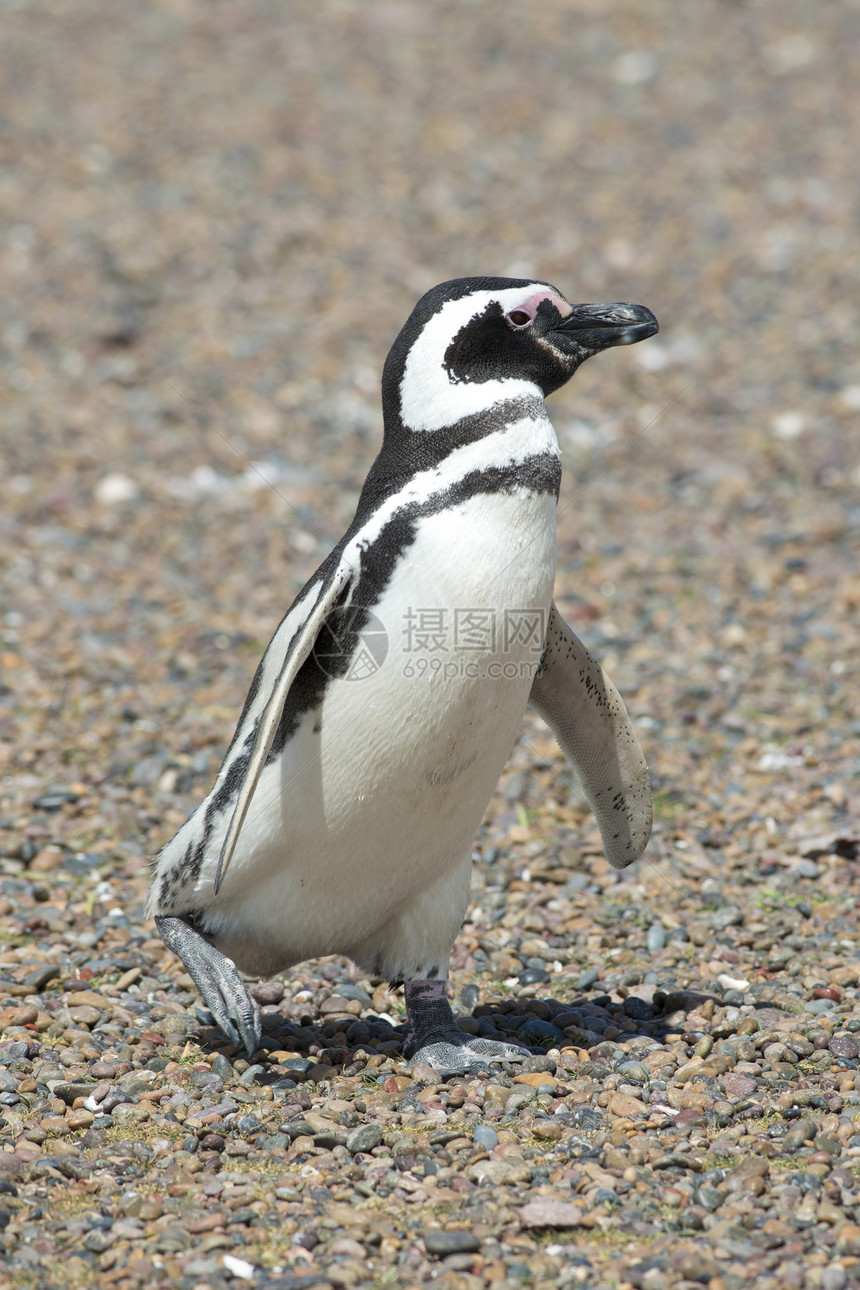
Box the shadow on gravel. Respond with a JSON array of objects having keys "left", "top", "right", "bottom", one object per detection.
[{"left": 191, "top": 985, "right": 756, "bottom": 1084}]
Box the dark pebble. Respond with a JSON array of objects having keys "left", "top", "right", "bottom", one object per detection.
[
  {"left": 460, "top": 984, "right": 480, "bottom": 1010},
  {"left": 50, "top": 1082, "right": 98, "bottom": 1105},
  {"left": 32, "top": 790, "right": 80, "bottom": 810},
  {"left": 198, "top": 1133, "right": 225, "bottom": 1152},
  {"left": 783, "top": 1124, "right": 815, "bottom": 1151},
  {"left": 23, "top": 964, "right": 61, "bottom": 990},
  {"left": 518, "top": 967, "right": 550, "bottom": 987},
  {"left": 423, "top": 1230, "right": 481, "bottom": 1257},
  {"left": 828, "top": 1035, "right": 859, "bottom": 1059},
  {"left": 211, "top": 1053, "right": 235, "bottom": 1080},
  {"left": 61, "top": 854, "right": 109, "bottom": 876},
  {"left": 346, "top": 1122, "right": 383, "bottom": 1154},
  {"left": 519, "top": 1016, "right": 563, "bottom": 1042},
  {"left": 575, "top": 968, "right": 600, "bottom": 990}
]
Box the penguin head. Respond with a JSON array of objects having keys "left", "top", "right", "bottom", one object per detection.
[{"left": 383, "top": 277, "right": 658, "bottom": 435}]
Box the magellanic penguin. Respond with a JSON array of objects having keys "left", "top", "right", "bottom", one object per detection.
[{"left": 148, "top": 277, "right": 658, "bottom": 1074}]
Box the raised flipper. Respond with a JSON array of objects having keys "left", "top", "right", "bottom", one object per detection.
[
  {"left": 213, "top": 562, "right": 354, "bottom": 895},
  {"left": 529, "top": 602, "right": 652, "bottom": 868},
  {"left": 155, "top": 914, "right": 263, "bottom": 1056}
]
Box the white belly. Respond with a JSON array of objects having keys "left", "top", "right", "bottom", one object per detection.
[{"left": 194, "top": 489, "right": 557, "bottom": 976}]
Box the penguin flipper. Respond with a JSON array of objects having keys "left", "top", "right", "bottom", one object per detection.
[
  {"left": 213, "top": 560, "right": 355, "bottom": 895},
  {"left": 529, "top": 601, "right": 652, "bottom": 869}
]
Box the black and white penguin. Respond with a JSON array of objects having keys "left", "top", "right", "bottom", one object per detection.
[{"left": 148, "top": 277, "right": 658, "bottom": 1073}]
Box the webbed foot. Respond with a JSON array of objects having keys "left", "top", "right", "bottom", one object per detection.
[
  {"left": 402, "top": 979, "right": 527, "bottom": 1075},
  {"left": 155, "top": 914, "right": 262, "bottom": 1056},
  {"left": 408, "top": 1035, "right": 527, "bottom": 1077}
]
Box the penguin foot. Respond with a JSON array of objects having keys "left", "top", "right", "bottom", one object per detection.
[
  {"left": 401, "top": 978, "right": 527, "bottom": 1075},
  {"left": 407, "top": 1036, "right": 528, "bottom": 1077},
  {"left": 155, "top": 914, "right": 262, "bottom": 1057}
]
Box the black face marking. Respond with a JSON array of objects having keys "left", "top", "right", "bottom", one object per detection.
[{"left": 442, "top": 298, "right": 570, "bottom": 395}]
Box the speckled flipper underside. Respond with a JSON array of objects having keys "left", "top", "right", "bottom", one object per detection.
[{"left": 529, "top": 602, "right": 652, "bottom": 869}]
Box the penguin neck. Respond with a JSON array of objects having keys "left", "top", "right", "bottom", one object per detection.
[
  {"left": 379, "top": 389, "right": 552, "bottom": 471},
  {"left": 355, "top": 392, "right": 557, "bottom": 522}
]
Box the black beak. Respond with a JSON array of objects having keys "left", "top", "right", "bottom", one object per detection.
[{"left": 553, "top": 302, "right": 659, "bottom": 350}]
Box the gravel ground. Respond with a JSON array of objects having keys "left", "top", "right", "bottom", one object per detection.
[{"left": 2, "top": 2, "right": 860, "bottom": 1288}]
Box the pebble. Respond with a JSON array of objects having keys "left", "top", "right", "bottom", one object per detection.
[
  {"left": 473, "top": 1123, "right": 499, "bottom": 1150},
  {"left": 423, "top": 1231, "right": 482, "bottom": 1257},
  {"left": 345, "top": 1123, "right": 383, "bottom": 1154},
  {"left": 647, "top": 925, "right": 667, "bottom": 953}
]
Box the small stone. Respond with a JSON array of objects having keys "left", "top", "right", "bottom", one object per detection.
[
  {"left": 210, "top": 1054, "right": 235, "bottom": 1081},
  {"left": 829, "top": 1036, "right": 859, "bottom": 1060},
  {"left": 0, "top": 1153, "right": 24, "bottom": 1178},
  {"left": 783, "top": 1123, "right": 815, "bottom": 1151},
  {"left": 248, "top": 981, "right": 284, "bottom": 1005},
  {"left": 473, "top": 1124, "right": 499, "bottom": 1150},
  {"left": 646, "top": 924, "right": 667, "bottom": 952},
  {"left": 519, "top": 1015, "right": 563, "bottom": 1042},
  {"left": 695, "top": 1186, "right": 722, "bottom": 1211},
  {"left": 519, "top": 1200, "right": 584, "bottom": 1228},
  {"left": 409, "top": 1061, "right": 438, "bottom": 1083},
  {"left": 686, "top": 922, "right": 710, "bottom": 946},
  {"left": 575, "top": 968, "right": 600, "bottom": 990},
  {"left": 513, "top": 1072, "right": 555, "bottom": 1089},
  {"left": 532, "top": 1120, "right": 563, "bottom": 1141},
  {"left": 67, "top": 1109, "right": 94, "bottom": 1130},
  {"left": 39, "top": 1116, "right": 71, "bottom": 1136},
  {"left": 720, "top": 1073, "right": 758, "bottom": 1098},
  {"left": 622, "top": 996, "right": 653, "bottom": 1020},
  {"left": 424, "top": 1230, "right": 481, "bottom": 1257},
  {"left": 345, "top": 1122, "right": 383, "bottom": 1154},
  {"left": 607, "top": 1092, "right": 646, "bottom": 1118},
  {"left": 50, "top": 1082, "right": 98, "bottom": 1106}
]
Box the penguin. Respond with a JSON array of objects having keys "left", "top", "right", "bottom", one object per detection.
[{"left": 148, "top": 277, "right": 658, "bottom": 1074}]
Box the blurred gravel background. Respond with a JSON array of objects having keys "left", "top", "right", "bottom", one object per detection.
[{"left": 1, "top": 3, "right": 860, "bottom": 1289}]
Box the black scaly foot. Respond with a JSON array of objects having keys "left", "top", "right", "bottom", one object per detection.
[
  {"left": 402, "top": 980, "right": 527, "bottom": 1076},
  {"left": 155, "top": 914, "right": 262, "bottom": 1057}
]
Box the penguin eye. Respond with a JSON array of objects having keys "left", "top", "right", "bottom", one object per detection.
[{"left": 506, "top": 310, "right": 532, "bottom": 328}]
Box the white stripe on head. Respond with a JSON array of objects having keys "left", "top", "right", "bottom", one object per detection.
[{"left": 399, "top": 285, "right": 568, "bottom": 433}]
